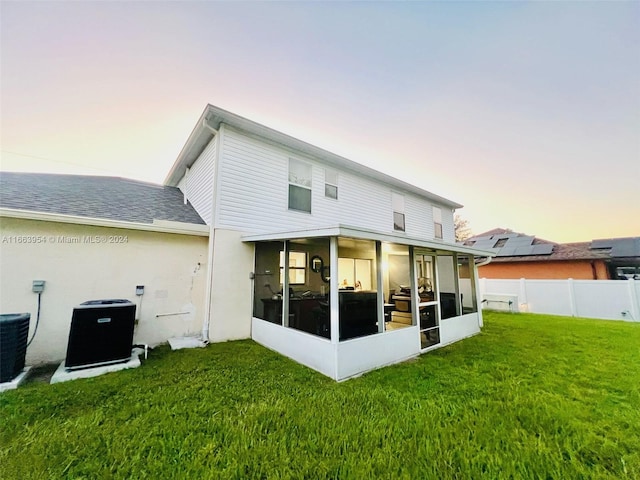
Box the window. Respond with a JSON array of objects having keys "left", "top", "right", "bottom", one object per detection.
[
  {"left": 325, "top": 169, "right": 338, "bottom": 199},
  {"left": 433, "top": 206, "right": 443, "bottom": 239},
  {"left": 392, "top": 193, "right": 405, "bottom": 232},
  {"left": 288, "top": 159, "right": 312, "bottom": 213},
  {"left": 280, "top": 251, "right": 306, "bottom": 285}
]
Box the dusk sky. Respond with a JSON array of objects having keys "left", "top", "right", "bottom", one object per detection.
[{"left": 1, "top": 1, "right": 638, "bottom": 243}]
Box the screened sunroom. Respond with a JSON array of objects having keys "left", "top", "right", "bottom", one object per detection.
[{"left": 245, "top": 226, "right": 490, "bottom": 381}]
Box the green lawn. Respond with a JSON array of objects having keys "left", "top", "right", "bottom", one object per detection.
[{"left": 1, "top": 312, "right": 639, "bottom": 479}]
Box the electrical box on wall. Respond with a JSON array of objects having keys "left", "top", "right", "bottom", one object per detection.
[
  {"left": 135, "top": 285, "right": 144, "bottom": 296},
  {"left": 32, "top": 280, "right": 46, "bottom": 293}
]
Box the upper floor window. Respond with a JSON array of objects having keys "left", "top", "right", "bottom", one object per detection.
[
  {"left": 433, "top": 206, "right": 443, "bottom": 239},
  {"left": 325, "top": 169, "right": 338, "bottom": 199},
  {"left": 288, "top": 159, "right": 312, "bottom": 213},
  {"left": 392, "top": 193, "right": 405, "bottom": 232}
]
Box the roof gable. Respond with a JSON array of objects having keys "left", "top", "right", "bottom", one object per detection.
[{"left": 164, "top": 104, "right": 463, "bottom": 209}]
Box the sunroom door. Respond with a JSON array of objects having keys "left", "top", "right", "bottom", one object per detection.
[{"left": 415, "top": 252, "right": 440, "bottom": 349}]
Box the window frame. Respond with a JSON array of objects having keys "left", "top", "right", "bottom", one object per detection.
[
  {"left": 279, "top": 250, "right": 307, "bottom": 285},
  {"left": 324, "top": 169, "right": 338, "bottom": 200},
  {"left": 288, "top": 158, "right": 312, "bottom": 213},
  {"left": 433, "top": 206, "right": 443, "bottom": 239},
  {"left": 392, "top": 192, "right": 406, "bottom": 232}
]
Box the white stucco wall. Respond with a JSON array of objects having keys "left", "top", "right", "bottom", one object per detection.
[
  {"left": 0, "top": 217, "right": 208, "bottom": 364},
  {"left": 207, "top": 228, "right": 255, "bottom": 342}
]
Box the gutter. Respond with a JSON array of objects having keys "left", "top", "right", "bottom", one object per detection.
[
  {"left": 476, "top": 256, "right": 493, "bottom": 268},
  {"left": 0, "top": 208, "right": 209, "bottom": 236}
]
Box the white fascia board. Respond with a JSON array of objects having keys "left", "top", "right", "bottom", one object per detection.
[
  {"left": 164, "top": 108, "right": 217, "bottom": 186},
  {"left": 165, "top": 105, "right": 463, "bottom": 209},
  {"left": 0, "top": 208, "right": 210, "bottom": 237},
  {"left": 242, "top": 224, "right": 494, "bottom": 257},
  {"left": 242, "top": 226, "right": 343, "bottom": 243}
]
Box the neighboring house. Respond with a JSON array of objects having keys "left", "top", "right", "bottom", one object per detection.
[
  {"left": 0, "top": 105, "right": 493, "bottom": 380},
  {"left": 0, "top": 174, "right": 209, "bottom": 363},
  {"left": 464, "top": 228, "right": 640, "bottom": 280}
]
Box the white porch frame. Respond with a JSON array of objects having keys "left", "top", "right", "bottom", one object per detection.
[{"left": 246, "top": 225, "right": 493, "bottom": 380}]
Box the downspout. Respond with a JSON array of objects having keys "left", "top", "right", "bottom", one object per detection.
[
  {"left": 200, "top": 118, "right": 219, "bottom": 342},
  {"left": 183, "top": 167, "right": 190, "bottom": 205},
  {"left": 476, "top": 256, "right": 492, "bottom": 268}
]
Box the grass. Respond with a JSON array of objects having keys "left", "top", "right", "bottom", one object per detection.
[{"left": 1, "top": 312, "right": 639, "bottom": 479}]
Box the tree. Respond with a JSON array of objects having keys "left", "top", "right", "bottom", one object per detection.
[{"left": 454, "top": 214, "right": 472, "bottom": 242}]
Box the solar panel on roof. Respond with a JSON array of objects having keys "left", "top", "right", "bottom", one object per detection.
[
  {"left": 610, "top": 238, "right": 640, "bottom": 257},
  {"left": 512, "top": 246, "right": 535, "bottom": 255},
  {"left": 474, "top": 239, "right": 497, "bottom": 249},
  {"left": 509, "top": 237, "right": 535, "bottom": 247},
  {"left": 532, "top": 244, "right": 554, "bottom": 255},
  {"left": 591, "top": 239, "right": 614, "bottom": 249}
]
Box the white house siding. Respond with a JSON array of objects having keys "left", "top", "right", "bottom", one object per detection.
[
  {"left": 178, "top": 138, "right": 216, "bottom": 225},
  {"left": 0, "top": 217, "right": 209, "bottom": 364},
  {"left": 404, "top": 194, "right": 434, "bottom": 239},
  {"left": 214, "top": 126, "right": 454, "bottom": 238},
  {"left": 441, "top": 206, "right": 455, "bottom": 243}
]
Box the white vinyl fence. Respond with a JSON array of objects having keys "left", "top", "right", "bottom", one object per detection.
[{"left": 479, "top": 278, "right": 640, "bottom": 322}]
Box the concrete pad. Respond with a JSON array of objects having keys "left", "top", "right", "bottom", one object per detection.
[
  {"left": 168, "top": 336, "right": 208, "bottom": 350},
  {"left": 50, "top": 352, "right": 141, "bottom": 384},
  {"left": 0, "top": 367, "right": 32, "bottom": 393}
]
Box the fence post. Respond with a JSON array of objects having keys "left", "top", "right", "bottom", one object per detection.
[
  {"left": 519, "top": 278, "right": 528, "bottom": 312},
  {"left": 628, "top": 279, "right": 639, "bottom": 322},
  {"left": 568, "top": 278, "right": 577, "bottom": 317}
]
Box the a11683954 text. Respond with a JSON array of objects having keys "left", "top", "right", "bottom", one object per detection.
[{"left": 2, "top": 235, "right": 129, "bottom": 245}]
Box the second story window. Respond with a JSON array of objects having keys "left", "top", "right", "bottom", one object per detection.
[
  {"left": 288, "top": 158, "right": 312, "bottom": 213},
  {"left": 392, "top": 193, "right": 405, "bottom": 232},
  {"left": 325, "top": 169, "right": 338, "bottom": 199},
  {"left": 433, "top": 206, "right": 443, "bottom": 239}
]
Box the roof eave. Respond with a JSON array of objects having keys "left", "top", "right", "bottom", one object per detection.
[
  {"left": 242, "top": 224, "right": 494, "bottom": 257},
  {"left": 163, "top": 107, "right": 216, "bottom": 186},
  {"left": 0, "top": 208, "right": 210, "bottom": 236}
]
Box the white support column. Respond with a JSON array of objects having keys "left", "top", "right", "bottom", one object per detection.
[
  {"left": 283, "top": 241, "right": 289, "bottom": 327},
  {"left": 376, "top": 241, "right": 384, "bottom": 333},
  {"left": 434, "top": 254, "right": 441, "bottom": 324},
  {"left": 452, "top": 253, "right": 461, "bottom": 316},
  {"left": 409, "top": 246, "right": 418, "bottom": 327},
  {"left": 329, "top": 237, "right": 339, "bottom": 344}
]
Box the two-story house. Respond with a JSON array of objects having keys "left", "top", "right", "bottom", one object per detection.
[
  {"left": 0, "top": 105, "right": 492, "bottom": 380},
  {"left": 165, "top": 105, "right": 492, "bottom": 380}
]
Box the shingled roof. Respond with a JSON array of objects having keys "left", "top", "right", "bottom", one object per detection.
[{"left": 0, "top": 172, "right": 205, "bottom": 225}]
